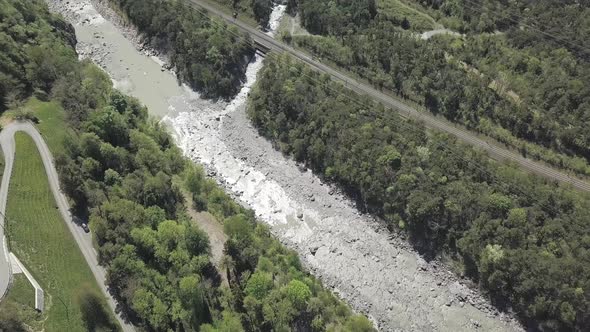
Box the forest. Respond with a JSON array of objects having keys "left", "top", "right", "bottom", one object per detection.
[
  {"left": 0, "top": 0, "right": 77, "bottom": 112},
  {"left": 248, "top": 54, "right": 590, "bottom": 331},
  {"left": 287, "top": 0, "right": 590, "bottom": 175},
  {"left": 107, "top": 0, "right": 254, "bottom": 99},
  {"left": 0, "top": 0, "right": 373, "bottom": 330}
]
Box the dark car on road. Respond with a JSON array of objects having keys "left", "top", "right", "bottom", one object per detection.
[{"left": 81, "top": 223, "right": 90, "bottom": 233}]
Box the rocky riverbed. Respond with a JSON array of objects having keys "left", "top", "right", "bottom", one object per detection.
[{"left": 45, "top": 0, "right": 523, "bottom": 330}]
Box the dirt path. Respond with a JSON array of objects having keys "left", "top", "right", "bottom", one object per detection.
[
  {"left": 393, "top": 0, "right": 442, "bottom": 29},
  {"left": 420, "top": 28, "right": 462, "bottom": 39},
  {"left": 281, "top": 14, "right": 310, "bottom": 37},
  {"left": 182, "top": 192, "right": 227, "bottom": 282}
]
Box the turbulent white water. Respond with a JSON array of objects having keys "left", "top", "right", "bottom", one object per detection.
[
  {"left": 163, "top": 52, "right": 317, "bottom": 244},
  {"left": 266, "top": 4, "right": 287, "bottom": 36},
  {"left": 162, "top": 4, "right": 312, "bottom": 240}
]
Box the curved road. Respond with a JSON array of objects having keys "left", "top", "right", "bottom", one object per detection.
[
  {"left": 188, "top": 0, "right": 590, "bottom": 192},
  {"left": 0, "top": 121, "right": 134, "bottom": 332}
]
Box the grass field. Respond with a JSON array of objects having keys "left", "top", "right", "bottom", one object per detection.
[
  {"left": 377, "top": 0, "right": 439, "bottom": 31},
  {"left": 5, "top": 133, "right": 115, "bottom": 331},
  {"left": 0, "top": 98, "right": 73, "bottom": 156},
  {"left": 26, "top": 98, "right": 74, "bottom": 156},
  {"left": 7, "top": 274, "right": 35, "bottom": 309}
]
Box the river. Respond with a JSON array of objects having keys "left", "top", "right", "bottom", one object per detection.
[{"left": 45, "top": 0, "right": 522, "bottom": 331}]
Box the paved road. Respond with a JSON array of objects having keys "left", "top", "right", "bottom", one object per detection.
[
  {"left": 0, "top": 123, "right": 16, "bottom": 300},
  {"left": 187, "top": 0, "right": 590, "bottom": 192},
  {"left": 0, "top": 122, "right": 134, "bottom": 332}
]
